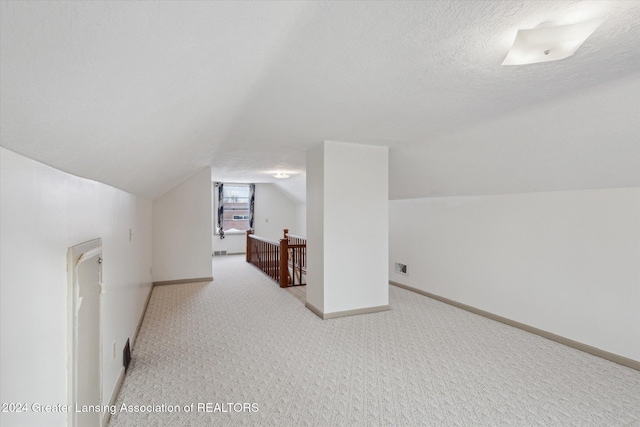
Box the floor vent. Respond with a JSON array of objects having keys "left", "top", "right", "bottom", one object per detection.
[
  {"left": 123, "top": 338, "right": 131, "bottom": 372},
  {"left": 213, "top": 250, "right": 228, "bottom": 256}
]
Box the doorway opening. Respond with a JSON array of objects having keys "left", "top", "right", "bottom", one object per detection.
[{"left": 67, "top": 238, "right": 103, "bottom": 426}]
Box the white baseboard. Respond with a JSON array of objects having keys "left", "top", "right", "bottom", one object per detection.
[
  {"left": 133, "top": 283, "right": 154, "bottom": 347},
  {"left": 101, "top": 366, "right": 125, "bottom": 427},
  {"left": 153, "top": 276, "right": 214, "bottom": 286},
  {"left": 305, "top": 301, "right": 390, "bottom": 320},
  {"left": 389, "top": 281, "right": 639, "bottom": 371},
  {"left": 102, "top": 284, "right": 153, "bottom": 426}
]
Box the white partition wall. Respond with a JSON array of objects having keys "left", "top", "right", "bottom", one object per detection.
[
  {"left": 153, "top": 168, "right": 213, "bottom": 283},
  {"left": 306, "top": 141, "right": 389, "bottom": 318},
  {"left": 306, "top": 143, "right": 326, "bottom": 313}
]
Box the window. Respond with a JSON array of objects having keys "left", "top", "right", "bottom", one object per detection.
[{"left": 215, "top": 183, "right": 254, "bottom": 238}]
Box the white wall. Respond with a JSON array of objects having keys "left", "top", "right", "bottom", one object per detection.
[
  {"left": 389, "top": 188, "right": 640, "bottom": 361},
  {"left": 307, "top": 141, "right": 389, "bottom": 315},
  {"left": 212, "top": 183, "right": 299, "bottom": 254},
  {"left": 306, "top": 143, "right": 325, "bottom": 311},
  {"left": 253, "top": 183, "right": 297, "bottom": 242},
  {"left": 153, "top": 168, "right": 213, "bottom": 282},
  {"left": 0, "top": 147, "right": 153, "bottom": 426},
  {"left": 294, "top": 204, "right": 307, "bottom": 236},
  {"left": 212, "top": 233, "right": 247, "bottom": 255}
]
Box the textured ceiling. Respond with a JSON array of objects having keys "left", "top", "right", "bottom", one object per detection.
[{"left": 1, "top": 1, "right": 639, "bottom": 202}]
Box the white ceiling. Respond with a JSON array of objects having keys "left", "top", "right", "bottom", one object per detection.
[{"left": 1, "top": 1, "right": 639, "bottom": 202}]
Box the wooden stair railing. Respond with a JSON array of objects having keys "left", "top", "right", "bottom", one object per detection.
[
  {"left": 284, "top": 229, "right": 306, "bottom": 286},
  {"left": 246, "top": 230, "right": 281, "bottom": 283},
  {"left": 246, "top": 229, "right": 307, "bottom": 288}
]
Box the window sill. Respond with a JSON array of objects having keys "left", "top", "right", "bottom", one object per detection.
[{"left": 215, "top": 230, "right": 249, "bottom": 236}]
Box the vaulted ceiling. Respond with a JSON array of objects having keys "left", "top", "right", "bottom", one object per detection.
[{"left": 1, "top": 1, "right": 638, "bottom": 202}]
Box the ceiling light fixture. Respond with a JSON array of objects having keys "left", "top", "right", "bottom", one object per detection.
[
  {"left": 273, "top": 173, "right": 290, "bottom": 179},
  {"left": 502, "top": 18, "right": 603, "bottom": 66}
]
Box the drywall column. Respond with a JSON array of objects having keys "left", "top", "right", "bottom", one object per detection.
[{"left": 306, "top": 141, "right": 389, "bottom": 318}]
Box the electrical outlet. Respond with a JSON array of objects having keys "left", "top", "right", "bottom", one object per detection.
[{"left": 395, "top": 262, "right": 408, "bottom": 276}]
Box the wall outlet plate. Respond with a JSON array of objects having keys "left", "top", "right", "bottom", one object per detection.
[{"left": 395, "top": 262, "right": 408, "bottom": 276}]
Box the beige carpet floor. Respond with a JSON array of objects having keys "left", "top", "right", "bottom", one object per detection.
[
  {"left": 109, "top": 255, "right": 640, "bottom": 426},
  {"left": 285, "top": 283, "right": 306, "bottom": 304}
]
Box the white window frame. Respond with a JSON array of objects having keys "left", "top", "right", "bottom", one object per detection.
[{"left": 214, "top": 183, "right": 253, "bottom": 235}]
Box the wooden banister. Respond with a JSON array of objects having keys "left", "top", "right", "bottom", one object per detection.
[
  {"left": 246, "top": 229, "right": 253, "bottom": 263},
  {"left": 247, "top": 232, "right": 280, "bottom": 283},
  {"left": 248, "top": 234, "right": 279, "bottom": 244},
  {"left": 279, "top": 238, "right": 288, "bottom": 288},
  {"left": 247, "top": 228, "right": 306, "bottom": 288}
]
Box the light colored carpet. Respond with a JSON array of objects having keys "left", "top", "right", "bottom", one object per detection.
[
  {"left": 109, "top": 255, "right": 640, "bottom": 426},
  {"left": 285, "top": 283, "right": 306, "bottom": 304}
]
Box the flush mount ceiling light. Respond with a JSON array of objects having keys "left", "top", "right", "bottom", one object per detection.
[
  {"left": 502, "top": 18, "right": 603, "bottom": 66},
  {"left": 273, "top": 173, "right": 290, "bottom": 179}
]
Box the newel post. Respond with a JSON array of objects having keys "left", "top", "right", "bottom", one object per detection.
[
  {"left": 283, "top": 228, "right": 289, "bottom": 240},
  {"left": 246, "top": 230, "right": 253, "bottom": 263},
  {"left": 279, "top": 238, "right": 289, "bottom": 287}
]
